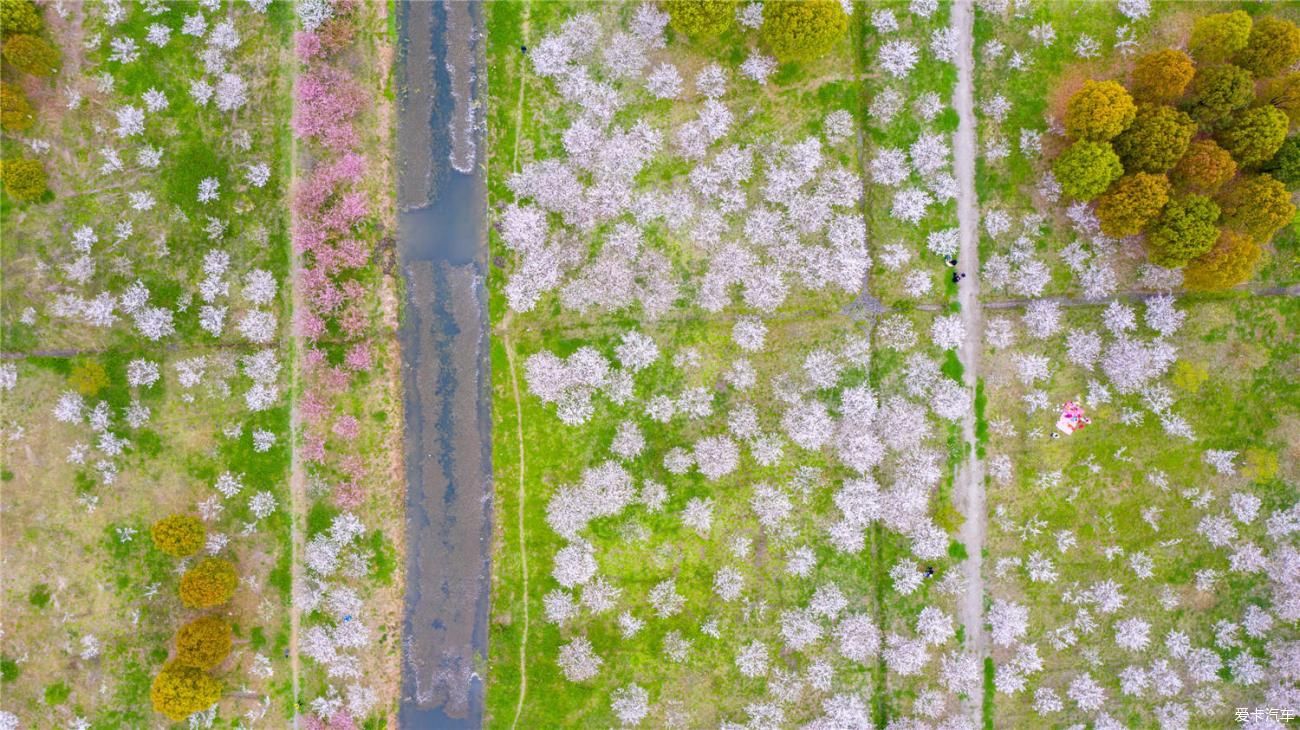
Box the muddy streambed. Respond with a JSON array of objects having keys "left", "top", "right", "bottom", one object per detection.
[{"left": 396, "top": 1, "right": 490, "bottom": 727}]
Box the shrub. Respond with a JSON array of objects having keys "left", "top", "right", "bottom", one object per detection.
[
  {"left": 1218, "top": 106, "right": 1289, "bottom": 167},
  {"left": 1130, "top": 49, "right": 1195, "bottom": 103},
  {"left": 0, "top": 81, "right": 33, "bottom": 131},
  {"left": 179, "top": 558, "right": 238, "bottom": 608},
  {"left": 1113, "top": 104, "right": 1195, "bottom": 173},
  {"left": 1244, "top": 448, "right": 1280, "bottom": 482},
  {"left": 44, "top": 680, "right": 69, "bottom": 705},
  {"left": 1, "top": 33, "right": 59, "bottom": 75},
  {"left": 1267, "top": 136, "right": 1300, "bottom": 189},
  {"left": 0, "top": 655, "right": 18, "bottom": 683},
  {"left": 1145, "top": 195, "right": 1221, "bottom": 267},
  {"left": 760, "top": 0, "right": 847, "bottom": 63},
  {"left": 151, "top": 514, "right": 206, "bottom": 557},
  {"left": 0, "top": 0, "right": 41, "bottom": 35},
  {"left": 661, "top": 0, "right": 735, "bottom": 38},
  {"left": 68, "top": 360, "right": 108, "bottom": 396},
  {"left": 1183, "top": 229, "right": 1262, "bottom": 290},
  {"left": 0, "top": 158, "right": 45, "bottom": 201},
  {"left": 1185, "top": 64, "right": 1254, "bottom": 128},
  {"left": 1096, "top": 173, "right": 1171, "bottom": 237},
  {"left": 174, "top": 616, "right": 233, "bottom": 670},
  {"left": 1217, "top": 174, "right": 1296, "bottom": 243},
  {"left": 1235, "top": 16, "right": 1300, "bottom": 78},
  {"left": 1053, "top": 140, "right": 1124, "bottom": 200},
  {"left": 1190, "top": 10, "right": 1252, "bottom": 64},
  {"left": 150, "top": 663, "right": 222, "bottom": 721},
  {"left": 1064, "top": 79, "right": 1136, "bottom": 141},
  {"left": 1172, "top": 139, "right": 1237, "bottom": 194},
  {"left": 28, "top": 583, "right": 50, "bottom": 608},
  {"left": 1171, "top": 361, "right": 1208, "bottom": 394}
]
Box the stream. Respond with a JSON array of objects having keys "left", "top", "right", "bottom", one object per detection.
[{"left": 395, "top": 1, "right": 490, "bottom": 727}]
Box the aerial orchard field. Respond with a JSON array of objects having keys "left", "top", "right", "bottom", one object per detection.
[
  {"left": 0, "top": 0, "right": 401, "bottom": 727},
  {"left": 0, "top": 0, "right": 1296, "bottom": 728}
]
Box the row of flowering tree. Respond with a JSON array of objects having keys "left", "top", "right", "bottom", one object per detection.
[{"left": 292, "top": 0, "right": 392, "bottom": 725}]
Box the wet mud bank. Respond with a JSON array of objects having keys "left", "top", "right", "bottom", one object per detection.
[{"left": 396, "top": 1, "right": 490, "bottom": 727}]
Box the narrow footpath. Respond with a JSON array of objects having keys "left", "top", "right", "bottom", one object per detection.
[{"left": 950, "top": 0, "right": 989, "bottom": 724}]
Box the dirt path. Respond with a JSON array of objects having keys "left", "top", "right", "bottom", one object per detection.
[
  {"left": 506, "top": 9, "right": 532, "bottom": 728},
  {"left": 912, "top": 284, "right": 1300, "bottom": 312},
  {"left": 287, "top": 37, "right": 304, "bottom": 728},
  {"left": 950, "top": 1, "right": 989, "bottom": 724},
  {"left": 503, "top": 330, "right": 530, "bottom": 730}
]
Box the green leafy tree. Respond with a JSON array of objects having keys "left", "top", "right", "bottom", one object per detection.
[
  {"left": 1172, "top": 139, "right": 1238, "bottom": 193},
  {"left": 1235, "top": 16, "right": 1300, "bottom": 78},
  {"left": 1185, "top": 64, "right": 1255, "bottom": 128},
  {"left": 1259, "top": 72, "right": 1300, "bottom": 127},
  {"left": 0, "top": 33, "right": 59, "bottom": 75},
  {"left": 1096, "top": 173, "right": 1171, "bottom": 237},
  {"left": 0, "top": 158, "right": 45, "bottom": 201},
  {"left": 174, "top": 616, "right": 233, "bottom": 670},
  {"left": 150, "top": 663, "right": 222, "bottom": 722},
  {"left": 1130, "top": 49, "right": 1195, "bottom": 103},
  {"left": 0, "top": 81, "right": 33, "bottom": 131},
  {"left": 0, "top": 0, "right": 41, "bottom": 35},
  {"left": 151, "top": 514, "right": 206, "bottom": 557},
  {"left": 179, "top": 558, "right": 238, "bottom": 608},
  {"left": 661, "top": 0, "right": 735, "bottom": 38},
  {"left": 1218, "top": 106, "right": 1289, "bottom": 167},
  {"left": 1190, "top": 10, "right": 1252, "bottom": 64},
  {"left": 1184, "top": 229, "right": 1262, "bottom": 290},
  {"left": 1064, "top": 79, "right": 1136, "bottom": 141},
  {"left": 760, "top": 0, "right": 847, "bottom": 63},
  {"left": 1217, "top": 174, "right": 1297, "bottom": 243},
  {"left": 1113, "top": 104, "right": 1195, "bottom": 173},
  {"left": 1145, "top": 195, "right": 1222, "bottom": 267},
  {"left": 1054, "top": 141, "right": 1124, "bottom": 200},
  {"left": 1266, "top": 135, "right": 1300, "bottom": 189}
]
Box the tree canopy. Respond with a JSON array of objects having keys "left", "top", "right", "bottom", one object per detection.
[
  {"left": 179, "top": 558, "right": 238, "bottom": 608},
  {"left": 1096, "top": 173, "right": 1171, "bottom": 237},
  {"left": 1145, "top": 195, "right": 1222, "bottom": 268},
  {"left": 1235, "top": 16, "right": 1300, "bottom": 78},
  {"left": 1113, "top": 104, "right": 1195, "bottom": 173},
  {"left": 1217, "top": 174, "right": 1296, "bottom": 243},
  {"left": 0, "top": 81, "right": 32, "bottom": 132},
  {"left": 1053, "top": 140, "right": 1124, "bottom": 200},
  {"left": 0, "top": 33, "right": 58, "bottom": 75},
  {"left": 1184, "top": 229, "right": 1263, "bottom": 290},
  {"left": 150, "top": 663, "right": 222, "bottom": 722},
  {"left": 0, "top": 158, "right": 46, "bottom": 201},
  {"left": 1218, "top": 105, "right": 1289, "bottom": 167},
  {"left": 661, "top": 0, "right": 735, "bottom": 38},
  {"left": 1189, "top": 10, "right": 1252, "bottom": 64},
  {"left": 1172, "top": 139, "right": 1237, "bottom": 194},
  {"left": 1185, "top": 64, "right": 1254, "bottom": 128},
  {"left": 1259, "top": 71, "right": 1300, "bottom": 127},
  {"left": 1130, "top": 49, "right": 1195, "bottom": 104},
  {"left": 1267, "top": 136, "right": 1300, "bottom": 189},
  {"left": 151, "top": 514, "right": 206, "bottom": 557},
  {"left": 760, "top": 0, "right": 847, "bottom": 63},
  {"left": 174, "top": 616, "right": 233, "bottom": 670},
  {"left": 0, "top": 0, "right": 39, "bottom": 36},
  {"left": 1064, "top": 80, "right": 1136, "bottom": 141}
]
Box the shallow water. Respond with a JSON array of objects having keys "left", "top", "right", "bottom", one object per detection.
[{"left": 396, "top": 1, "right": 490, "bottom": 727}]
